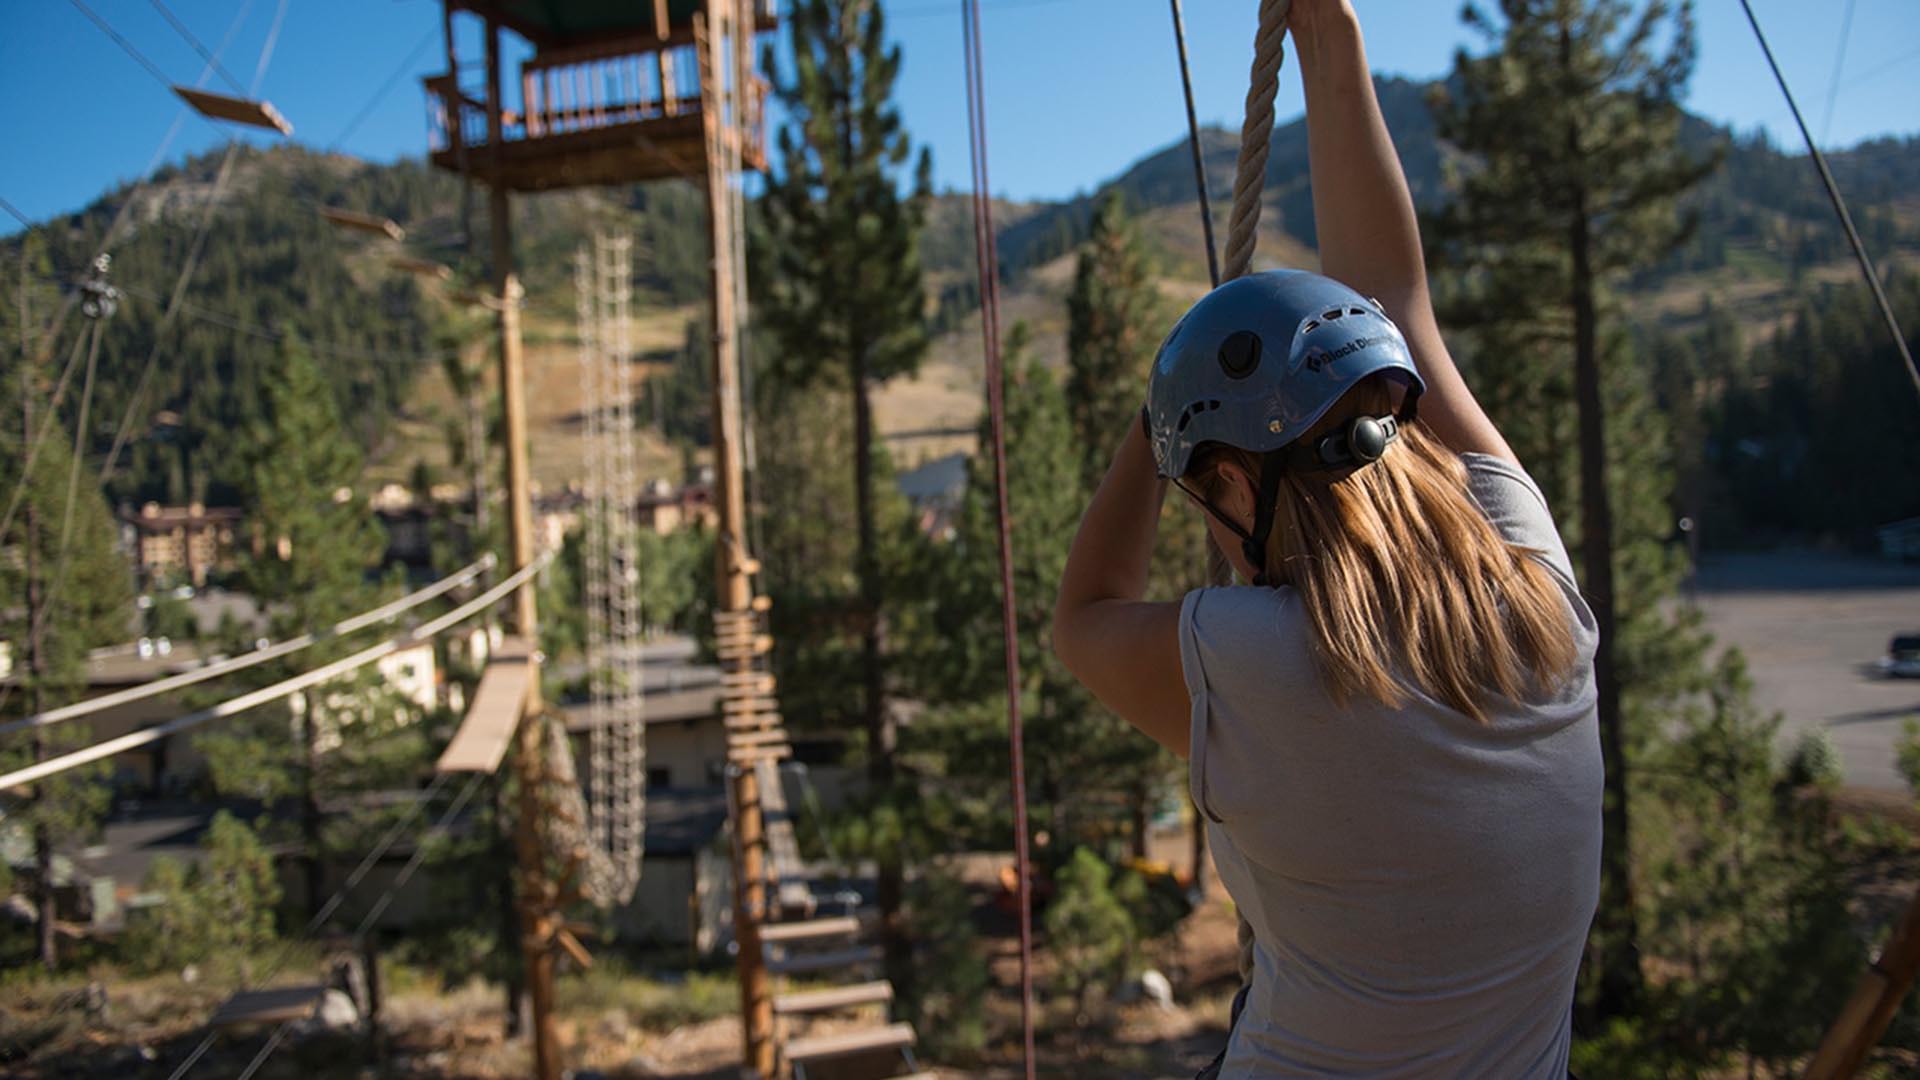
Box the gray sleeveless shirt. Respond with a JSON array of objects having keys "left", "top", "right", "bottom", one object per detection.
[{"left": 1180, "top": 453, "right": 1602, "bottom": 1078}]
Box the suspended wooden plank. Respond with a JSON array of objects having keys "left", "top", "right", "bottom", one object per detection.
[
  {"left": 773, "top": 980, "right": 892, "bottom": 1015},
  {"left": 759, "top": 916, "right": 860, "bottom": 945},
  {"left": 319, "top": 207, "right": 405, "bottom": 242},
  {"left": 765, "top": 945, "right": 882, "bottom": 978},
  {"left": 173, "top": 86, "right": 293, "bottom": 135},
  {"left": 436, "top": 637, "right": 532, "bottom": 774},
  {"left": 783, "top": 1021, "right": 916, "bottom": 1064},
  {"left": 209, "top": 985, "right": 326, "bottom": 1029},
  {"left": 391, "top": 255, "right": 455, "bottom": 281}
]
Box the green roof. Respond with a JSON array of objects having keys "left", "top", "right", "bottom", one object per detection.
[{"left": 480, "top": 0, "right": 706, "bottom": 43}]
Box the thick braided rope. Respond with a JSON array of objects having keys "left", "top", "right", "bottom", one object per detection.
[{"left": 1223, "top": 0, "right": 1292, "bottom": 282}]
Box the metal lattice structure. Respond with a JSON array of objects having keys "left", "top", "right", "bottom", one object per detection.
[{"left": 575, "top": 233, "right": 647, "bottom": 904}]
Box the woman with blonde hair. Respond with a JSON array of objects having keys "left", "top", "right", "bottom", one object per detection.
[{"left": 1051, "top": 1, "right": 1599, "bottom": 1075}]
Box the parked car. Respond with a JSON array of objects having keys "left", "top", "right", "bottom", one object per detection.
[{"left": 1879, "top": 632, "right": 1920, "bottom": 678}]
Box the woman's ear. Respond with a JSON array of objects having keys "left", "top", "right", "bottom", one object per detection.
[{"left": 1210, "top": 460, "right": 1258, "bottom": 524}]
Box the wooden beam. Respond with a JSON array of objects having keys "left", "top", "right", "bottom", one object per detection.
[
  {"left": 319, "top": 207, "right": 405, "bottom": 241},
  {"left": 435, "top": 638, "right": 532, "bottom": 774},
  {"left": 173, "top": 87, "right": 293, "bottom": 135},
  {"left": 1805, "top": 884, "right": 1920, "bottom": 1078}
]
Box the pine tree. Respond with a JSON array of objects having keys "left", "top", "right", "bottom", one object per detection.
[
  {"left": 1066, "top": 193, "right": 1166, "bottom": 487},
  {"left": 1636, "top": 649, "right": 1860, "bottom": 1071},
  {"left": 198, "top": 340, "right": 392, "bottom": 916},
  {"left": 906, "top": 326, "right": 1164, "bottom": 863},
  {"left": 0, "top": 368, "right": 136, "bottom": 972},
  {"left": 754, "top": 0, "right": 933, "bottom": 991},
  {"left": 1426, "top": 0, "right": 1716, "bottom": 1018},
  {"left": 1, "top": 239, "right": 138, "bottom": 970},
  {"left": 1062, "top": 192, "right": 1196, "bottom": 861}
]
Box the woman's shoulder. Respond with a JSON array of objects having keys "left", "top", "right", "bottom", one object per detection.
[
  {"left": 1177, "top": 585, "right": 1315, "bottom": 699},
  {"left": 1458, "top": 452, "right": 1578, "bottom": 587}
]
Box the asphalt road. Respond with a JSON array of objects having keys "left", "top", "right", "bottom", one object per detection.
[{"left": 1693, "top": 552, "right": 1920, "bottom": 792}]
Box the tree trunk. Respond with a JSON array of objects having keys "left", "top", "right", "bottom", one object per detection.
[
  {"left": 1568, "top": 100, "right": 1643, "bottom": 1018},
  {"left": 495, "top": 775, "right": 526, "bottom": 1037},
  {"left": 34, "top": 774, "right": 55, "bottom": 971},
  {"left": 303, "top": 691, "right": 325, "bottom": 918},
  {"left": 852, "top": 350, "right": 908, "bottom": 1001},
  {"left": 1130, "top": 786, "right": 1149, "bottom": 860},
  {"left": 22, "top": 361, "right": 56, "bottom": 973}
]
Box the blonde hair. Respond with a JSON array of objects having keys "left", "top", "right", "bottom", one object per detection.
[{"left": 1195, "top": 379, "right": 1577, "bottom": 723}]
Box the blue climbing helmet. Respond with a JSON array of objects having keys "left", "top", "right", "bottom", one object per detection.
[{"left": 1146, "top": 269, "right": 1426, "bottom": 580}]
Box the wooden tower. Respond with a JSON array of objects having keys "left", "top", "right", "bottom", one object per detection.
[{"left": 422, "top": 2, "right": 789, "bottom": 1077}]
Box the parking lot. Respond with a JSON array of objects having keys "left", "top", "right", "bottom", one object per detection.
[{"left": 1694, "top": 552, "right": 1920, "bottom": 792}]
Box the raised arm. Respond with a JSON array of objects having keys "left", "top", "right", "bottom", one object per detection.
[{"left": 1290, "top": 0, "right": 1514, "bottom": 462}]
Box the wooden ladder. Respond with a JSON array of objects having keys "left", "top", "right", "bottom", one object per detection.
[{"left": 762, "top": 912, "right": 924, "bottom": 1079}]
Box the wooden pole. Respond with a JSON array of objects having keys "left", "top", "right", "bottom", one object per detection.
[
  {"left": 1804, "top": 886, "right": 1920, "bottom": 1079},
  {"left": 697, "top": 10, "right": 772, "bottom": 1076},
  {"left": 483, "top": 15, "right": 558, "bottom": 1080}
]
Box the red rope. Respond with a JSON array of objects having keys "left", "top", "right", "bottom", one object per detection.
[{"left": 960, "top": 2, "right": 1035, "bottom": 1075}]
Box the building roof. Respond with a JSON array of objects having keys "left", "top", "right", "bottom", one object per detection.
[
  {"left": 644, "top": 786, "right": 729, "bottom": 856},
  {"left": 896, "top": 452, "right": 971, "bottom": 505}
]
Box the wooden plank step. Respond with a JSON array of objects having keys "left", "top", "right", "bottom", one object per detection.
[
  {"left": 723, "top": 694, "right": 778, "bottom": 714},
  {"left": 729, "top": 743, "right": 792, "bottom": 764},
  {"left": 173, "top": 86, "right": 293, "bottom": 135},
  {"left": 760, "top": 915, "right": 861, "bottom": 944},
  {"left": 435, "top": 638, "right": 533, "bottom": 774},
  {"left": 721, "top": 671, "right": 775, "bottom": 690},
  {"left": 784, "top": 1022, "right": 915, "bottom": 1065},
  {"left": 723, "top": 715, "right": 784, "bottom": 733},
  {"left": 318, "top": 206, "right": 405, "bottom": 240},
  {"left": 772, "top": 979, "right": 892, "bottom": 1015},
  {"left": 767, "top": 945, "right": 882, "bottom": 976},
  {"left": 728, "top": 731, "right": 789, "bottom": 751},
  {"left": 715, "top": 634, "right": 775, "bottom": 653}
]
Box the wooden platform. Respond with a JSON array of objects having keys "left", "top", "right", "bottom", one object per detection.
[
  {"left": 435, "top": 637, "right": 532, "bottom": 774},
  {"left": 209, "top": 985, "right": 326, "bottom": 1029},
  {"left": 428, "top": 113, "right": 763, "bottom": 190}
]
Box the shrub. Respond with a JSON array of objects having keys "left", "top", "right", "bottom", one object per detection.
[
  {"left": 1785, "top": 728, "right": 1844, "bottom": 789},
  {"left": 904, "top": 867, "right": 990, "bottom": 1058},
  {"left": 1044, "top": 847, "right": 1136, "bottom": 1023}
]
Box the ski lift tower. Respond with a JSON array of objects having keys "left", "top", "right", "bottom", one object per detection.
[{"left": 421, "top": 3, "right": 780, "bottom": 1076}]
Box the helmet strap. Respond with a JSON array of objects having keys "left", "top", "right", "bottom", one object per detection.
[
  {"left": 1244, "top": 450, "right": 1288, "bottom": 587},
  {"left": 1174, "top": 448, "right": 1288, "bottom": 588}
]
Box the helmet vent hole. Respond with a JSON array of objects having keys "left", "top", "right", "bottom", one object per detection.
[
  {"left": 1322, "top": 309, "right": 1343, "bottom": 321},
  {"left": 1348, "top": 306, "right": 1366, "bottom": 316},
  {"left": 1217, "top": 331, "right": 1262, "bottom": 378},
  {"left": 1302, "top": 319, "right": 1320, "bottom": 334}
]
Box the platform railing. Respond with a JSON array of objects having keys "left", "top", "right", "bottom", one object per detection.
[
  {"left": 523, "top": 40, "right": 703, "bottom": 137},
  {"left": 425, "top": 40, "right": 769, "bottom": 165}
]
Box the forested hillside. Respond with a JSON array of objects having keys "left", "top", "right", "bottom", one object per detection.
[{"left": 4, "top": 76, "right": 1915, "bottom": 520}]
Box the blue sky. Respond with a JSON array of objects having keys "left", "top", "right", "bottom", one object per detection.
[{"left": 1, "top": 0, "right": 1916, "bottom": 231}]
